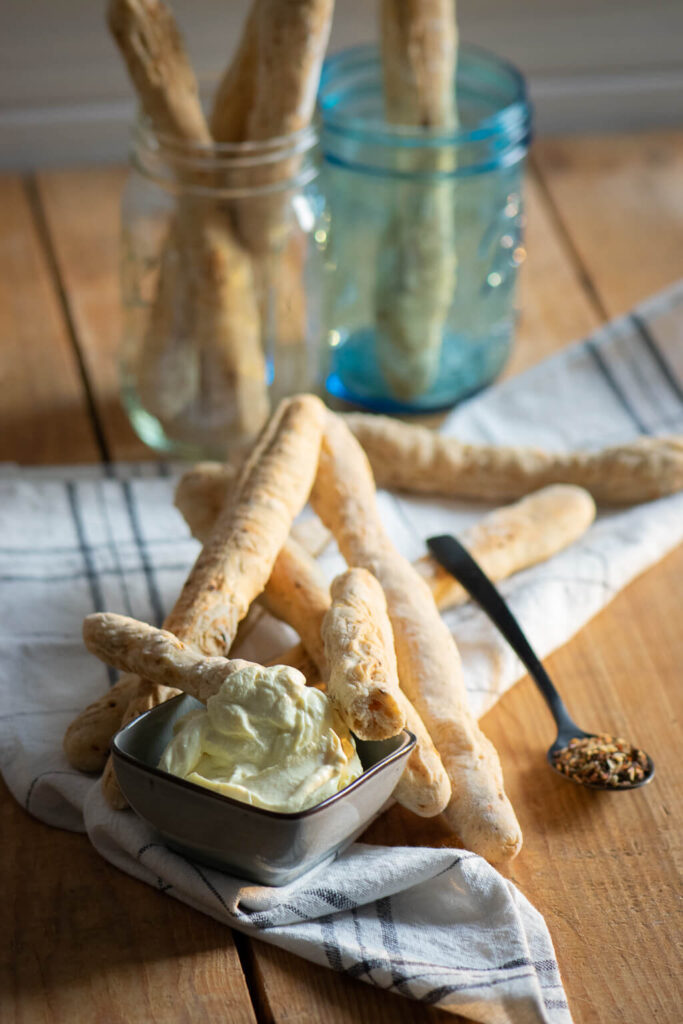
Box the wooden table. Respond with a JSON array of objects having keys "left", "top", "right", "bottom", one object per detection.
[{"left": 2, "top": 132, "right": 682, "bottom": 1024}]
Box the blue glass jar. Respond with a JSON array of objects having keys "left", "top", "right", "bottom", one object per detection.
[{"left": 318, "top": 44, "right": 532, "bottom": 413}]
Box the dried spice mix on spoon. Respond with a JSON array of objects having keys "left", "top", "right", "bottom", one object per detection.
[{"left": 552, "top": 734, "right": 650, "bottom": 788}]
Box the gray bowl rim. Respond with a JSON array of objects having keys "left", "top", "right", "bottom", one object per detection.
[{"left": 112, "top": 693, "right": 416, "bottom": 821}]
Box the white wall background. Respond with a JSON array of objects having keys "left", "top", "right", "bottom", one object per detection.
[{"left": 1, "top": 0, "right": 682, "bottom": 169}]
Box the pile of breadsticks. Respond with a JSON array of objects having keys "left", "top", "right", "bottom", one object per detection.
[
  {"left": 66, "top": 398, "right": 683, "bottom": 864},
  {"left": 110, "top": 0, "right": 334, "bottom": 447}
]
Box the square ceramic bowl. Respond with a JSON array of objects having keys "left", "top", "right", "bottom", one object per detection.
[{"left": 112, "top": 693, "right": 415, "bottom": 886}]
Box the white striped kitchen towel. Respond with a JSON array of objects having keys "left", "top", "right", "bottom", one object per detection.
[{"left": 1, "top": 279, "right": 683, "bottom": 1024}]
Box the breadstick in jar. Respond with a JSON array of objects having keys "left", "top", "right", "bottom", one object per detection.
[{"left": 108, "top": 0, "right": 269, "bottom": 439}]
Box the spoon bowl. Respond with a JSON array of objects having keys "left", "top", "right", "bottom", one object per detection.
[
  {"left": 427, "top": 534, "right": 655, "bottom": 792},
  {"left": 547, "top": 731, "right": 655, "bottom": 791}
]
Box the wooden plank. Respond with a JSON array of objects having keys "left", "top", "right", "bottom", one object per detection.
[
  {"left": 534, "top": 131, "right": 683, "bottom": 316},
  {"left": 0, "top": 175, "right": 99, "bottom": 464},
  {"left": 479, "top": 545, "right": 683, "bottom": 1022},
  {"left": 0, "top": 778, "right": 257, "bottom": 1024},
  {"left": 36, "top": 167, "right": 150, "bottom": 462},
  {"left": 504, "top": 171, "right": 600, "bottom": 378}
]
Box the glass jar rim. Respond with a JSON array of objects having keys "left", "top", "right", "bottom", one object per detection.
[
  {"left": 132, "top": 115, "right": 319, "bottom": 168},
  {"left": 318, "top": 43, "right": 530, "bottom": 148},
  {"left": 129, "top": 115, "right": 320, "bottom": 197}
]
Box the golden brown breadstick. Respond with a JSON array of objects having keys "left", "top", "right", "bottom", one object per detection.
[
  {"left": 380, "top": 0, "right": 457, "bottom": 126},
  {"left": 83, "top": 613, "right": 254, "bottom": 702},
  {"left": 311, "top": 411, "right": 522, "bottom": 862},
  {"left": 63, "top": 673, "right": 142, "bottom": 772},
  {"left": 209, "top": 1, "right": 260, "bottom": 142},
  {"left": 211, "top": 0, "right": 334, "bottom": 252},
  {"left": 173, "top": 461, "right": 331, "bottom": 557},
  {"left": 415, "top": 485, "right": 596, "bottom": 607},
  {"left": 174, "top": 461, "right": 330, "bottom": 668},
  {"left": 164, "top": 394, "right": 324, "bottom": 653},
  {"left": 345, "top": 413, "right": 683, "bottom": 506},
  {"left": 212, "top": 0, "right": 333, "bottom": 144},
  {"left": 107, "top": 0, "right": 211, "bottom": 144},
  {"left": 322, "top": 569, "right": 405, "bottom": 740}
]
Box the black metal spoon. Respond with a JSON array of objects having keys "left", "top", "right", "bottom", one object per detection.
[{"left": 427, "top": 534, "right": 655, "bottom": 791}]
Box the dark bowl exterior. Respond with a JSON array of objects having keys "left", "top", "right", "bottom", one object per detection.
[{"left": 112, "top": 693, "right": 415, "bottom": 885}]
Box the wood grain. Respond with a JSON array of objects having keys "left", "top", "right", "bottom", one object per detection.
[
  {"left": 0, "top": 176, "right": 99, "bottom": 464},
  {"left": 534, "top": 131, "right": 683, "bottom": 317},
  {"left": 36, "top": 167, "right": 149, "bottom": 462},
  {"left": 503, "top": 173, "right": 600, "bottom": 379},
  {"left": 0, "top": 776, "right": 256, "bottom": 1024}
]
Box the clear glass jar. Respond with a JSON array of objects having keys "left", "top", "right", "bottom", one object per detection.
[
  {"left": 318, "top": 44, "right": 532, "bottom": 414},
  {"left": 120, "top": 118, "right": 326, "bottom": 459}
]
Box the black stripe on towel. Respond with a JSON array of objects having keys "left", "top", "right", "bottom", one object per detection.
[
  {"left": 584, "top": 338, "right": 649, "bottom": 434},
  {"left": 630, "top": 312, "right": 683, "bottom": 405},
  {"left": 121, "top": 479, "right": 165, "bottom": 627},
  {"left": 66, "top": 480, "right": 116, "bottom": 686}
]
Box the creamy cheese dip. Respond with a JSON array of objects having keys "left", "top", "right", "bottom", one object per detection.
[{"left": 158, "top": 663, "right": 363, "bottom": 812}]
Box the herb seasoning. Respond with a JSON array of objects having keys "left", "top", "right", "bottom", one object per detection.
[{"left": 552, "top": 734, "right": 649, "bottom": 787}]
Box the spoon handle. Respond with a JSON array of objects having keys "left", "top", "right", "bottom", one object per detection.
[{"left": 427, "top": 534, "right": 573, "bottom": 730}]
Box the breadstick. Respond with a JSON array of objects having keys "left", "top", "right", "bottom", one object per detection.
[
  {"left": 380, "top": 0, "right": 457, "bottom": 126},
  {"left": 63, "top": 673, "right": 141, "bottom": 772},
  {"left": 210, "top": 1, "right": 335, "bottom": 398},
  {"left": 109, "top": 0, "right": 268, "bottom": 439},
  {"left": 236, "top": 528, "right": 450, "bottom": 816},
  {"left": 311, "top": 411, "right": 522, "bottom": 862},
  {"left": 265, "top": 590, "right": 450, "bottom": 817},
  {"left": 92, "top": 612, "right": 260, "bottom": 811},
  {"left": 415, "top": 485, "right": 596, "bottom": 606},
  {"left": 345, "top": 413, "right": 683, "bottom": 506},
  {"left": 209, "top": 1, "right": 260, "bottom": 142},
  {"left": 375, "top": 0, "right": 457, "bottom": 400},
  {"left": 173, "top": 461, "right": 331, "bottom": 557},
  {"left": 164, "top": 394, "right": 324, "bottom": 653},
  {"left": 211, "top": 0, "right": 334, "bottom": 252},
  {"left": 107, "top": 0, "right": 211, "bottom": 144},
  {"left": 84, "top": 613, "right": 255, "bottom": 702},
  {"left": 322, "top": 569, "right": 405, "bottom": 740}
]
